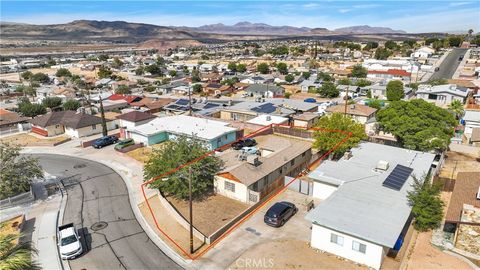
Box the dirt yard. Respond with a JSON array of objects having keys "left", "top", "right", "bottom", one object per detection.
[
  {"left": 0, "top": 215, "right": 24, "bottom": 245},
  {"left": 0, "top": 133, "right": 69, "bottom": 147},
  {"left": 125, "top": 143, "right": 166, "bottom": 164},
  {"left": 168, "top": 194, "right": 248, "bottom": 236},
  {"left": 439, "top": 151, "right": 480, "bottom": 179},
  {"left": 229, "top": 239, "right": 367, "bottom": 270}
]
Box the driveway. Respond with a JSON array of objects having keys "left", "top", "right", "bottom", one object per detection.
[
  {"left": 34, "top": 154, "right": 181, "bottom": 270},
  {"left": 195, "top": 190, "right": 315, "bottom": 269}
]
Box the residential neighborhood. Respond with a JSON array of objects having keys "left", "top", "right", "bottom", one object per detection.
[{"left": 1, "top": 1, "right": 480, "bottom": 270}]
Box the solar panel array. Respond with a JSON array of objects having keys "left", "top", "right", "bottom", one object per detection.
[
  {"left": 382, "top": 164, "right": 413, "bottom": 191},
  {"left": 251, "top": 103, "right": 277, "bottom": 114}
]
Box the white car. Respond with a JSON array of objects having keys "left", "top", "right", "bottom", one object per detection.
[{"left": 58, "top": 223, "right": 83, "bottom": 260}]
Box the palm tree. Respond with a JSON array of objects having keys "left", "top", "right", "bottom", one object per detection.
[
  {"left": 448, "top": 100, "right": 464, "bottom": 119},
  {"left": 0, "top": 233, "right": 39, "bottom": 270}
]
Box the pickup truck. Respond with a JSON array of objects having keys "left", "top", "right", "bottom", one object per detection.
[{"left": 58, "top": 223, "right": 83, "bottom": 260}]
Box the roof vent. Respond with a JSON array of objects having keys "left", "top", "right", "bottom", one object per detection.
[
  {"left": 266, "top": 115, "right": 271, "bottom": 121},
  {"left": 247, "top": 155, "right": 260, "bottom": 166},
  {"left": 477, "top": 186, "right": 480, "bottom": 200},
  {"left": 376, "top": 160, "right": 390, "bottom": 171},
  {"left": 343, "top": 151, "right": 353, "bottom": 160},
  {"left": 350, "top": 104, "right": 356, "bottom": 109}
]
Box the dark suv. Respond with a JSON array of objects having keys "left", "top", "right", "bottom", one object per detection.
[
  {"left": 264, "top": 201, "right": 297, "bottom": 227},
  {"left": 232, "top": 138, "right": 257, "bottom": 150},
  {"left": 92, "top": 135, "right": 118, "bottom": 149}
]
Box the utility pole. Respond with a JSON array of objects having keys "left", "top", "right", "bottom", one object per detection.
[
  {"left": 344, "top": 85, "right": 349, "bottom": 116},
  {"left": 99, "top": 96, "right": 108, "bottom": 136},
  {"left": 188, "top": 166, "right": 194, "bottom": 254},
  {"left": 188, "top": 85, "right": 193, "bottom": 116}
]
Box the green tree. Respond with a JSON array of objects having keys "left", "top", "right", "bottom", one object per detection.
[
  {"left": 302, "top": 72, "right": 311, "bottom": 79},
  {"left": 0, "top": 143, "right": 43, "bottom": 200},
  {"left": 145, "top": 64, "right": 162, "bottom": 76},
  {"left": 97, "top": 66, "right": 112, "bottom": 79},
  {"left": 376, "top": 99, "right": 456, "bottom": 151},
  {"left": 384, "top": 40, "right": 398, "bottom": 50},
  {"left": 98, "top": 54, "right": 109, "bottom": 61},
  {"left": 20, "top": 71, "right": 33, "bottom": 81},
  {"left": 18, "top": 101, "right": 46, "bottom": 118},
  {"left": 428, "top": 78, "right": 448, "bottom": 86},
  {"left": 313, "top": 113, "right": 367, "bottom": 158},
  {"left": 192, "top": 84, "right": 202, "bottom": 93},
  {"left": 30, "top": 73, "right": 49, "bottom": 83},
  {"left": 42, "top": 97, "right": 63, "bottom": 109},
  {"left": 112, "top": 57, "right": 124, "bottom": 69},
  {"left": 374, "top": 48, "right": 392, "bottom": 60},
  {"left": 257, "top": 63, "right": 270, "bottom": 74},
  {"left": 355, "top": 79, "right": 372, "bottom": 87},
  {"left": 237, "top": 63, "right": 247, "bottom": 73},
  {"left": 63, "top": 99, "right": 81, "bottom": 111},
  {"left": 448, "top": 36, "right": 463, "bottom": 47},
  {"left": 115, "top": 85, "right": 131, "bottom": 95},
  {"left": 447, "top": 99, "right": 464, "bottom": 119},
  {"left": 169, "top": 70, "right": 177, "bottom": 77},
  {"left": 276, "top": 62, "right": 288, "bottom": 75},
  {"left": 191, "top": 69, "right": 201, "bottom": 83},
  {"left": 317, "top": 71, "right": 333, "bottom": 82},
  {"left": 363, "top": 41, "right": 379, "bottom": 50},
  {"left": 284, "top": 92, "right": 292, "bottom": 99},
  {"left": 317, "top": 82, "right": 339, "bottom": 98},
  {"left": 367, "top": 99, "right": 383, "bottom": 110},
  {"left": 407, "top": 174, "right": 444, "bottom": 231},
  {"left": 55, "top": 68, "right": 72, "bottom": 78},
  {"left": 135, "top": 66, "right": 145, "bottom": 75},
  {"left": 351, "top": 64, "right": 368, "bottom": 78},
  {"left": 144, "top": 136, "right": 224, "bottom": 200},
  {"left": 0, "top": 231, "right": 40, "bottom": 270},
  {"left": 386, "top": 80, "right": 405, "bottom": 101},
  {"left": 227, "top": 62, "right": 237, "bottom": 72},
  {"left": 338, "top": 78, "right": 351, "bottom": 85},
  {"left": 144, "top": 85, "right": 156, "bottom": 92},
  {"left": 285, "top": 74, "right": 295, "bottom": 83}
]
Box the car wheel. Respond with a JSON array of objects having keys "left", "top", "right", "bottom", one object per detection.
[
  {"left": 280, "top": 219, "right": 285, "bottom": 226},
  {"left": 99, "top": 145, "right": 102, "bottom": 149},
  {"left": 294, "top": 208, "right": 298, "bottom": 215}
]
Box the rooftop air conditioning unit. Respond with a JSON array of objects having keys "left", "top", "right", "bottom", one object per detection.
[
  {"left": 477, "top": 186, "right": 480, "bottom": 200},
  {"left": 266, "top": 115, "right": 272, "bottom": 121},
  {"left": 247, "top": 155, "right": 260, "bottom": 166},
  {"left": 376, "top": 160, "right": 390, "bottom": 171}
]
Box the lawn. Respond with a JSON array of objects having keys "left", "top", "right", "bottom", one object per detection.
[{"left": 0, "top": 133, "right": 69, "bottom": 147}]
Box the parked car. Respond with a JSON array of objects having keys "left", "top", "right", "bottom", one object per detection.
[
  {"left": 304, "top": 98, "right": 317, "bottom": 103},
  {"left": 58, "top": 223, "right": 83, "bottom": 260},
  {"left": 232, "top": 138, "right": 257, "bottom": 150},
  {"left": 264, "top": 201, "right": 297, "bottom": 227},
  {"left": 92, "top": 135, "right": 118, "bottom": 149},
  {"left": 241, "top": 146, "right": 259, "bottom": 155},
  {"left": 458, "top": 56, "right": 464, "bottom": 61},
  {"left": 114, "top": 138, "right": 135, "bottom": 150}
]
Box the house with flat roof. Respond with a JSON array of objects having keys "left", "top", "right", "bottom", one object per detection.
[
  {"left": 127, "top": 115, "right": 237, "bottom": 149},
  {"left": 463, "top": 110, "right": 480, "bottom": 144},
  {"left": 214, "top": 135, "right": 312, "bottom": 204},
  {"left": 305, "top": 142, "right": 435, "bottom": 269},
  {"left": 416, "top": 84, "right": 470, "bottom": 106}
]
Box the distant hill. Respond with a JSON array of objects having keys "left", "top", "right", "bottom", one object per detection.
[
  {"left": 334, "top": 25, "right": 407, "bottom": 34},
  {"left": 178, "top": 21, "right": 312, "bottom": 35}
]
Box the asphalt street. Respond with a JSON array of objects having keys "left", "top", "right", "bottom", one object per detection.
[
  {"left": 34, "top": 154, "right": 180, "bottom": 270},
  {"left": 430, "top": 48, "right": 467, "bottom": 80}
]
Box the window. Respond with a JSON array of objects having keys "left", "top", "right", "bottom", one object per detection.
[
  {"left": 92, "top": 124, "right": 96, "bottom": 130},
  {"left": 302, "top": 151, "right": 306, "bottom": 157},
  {"left": 330, "top": 234, "right": 344, "bottom": 246},
  {"left": 225, "top": 181, "right": 235, "bottom": 192},
  {"left": 352, "top": 241, "right": 366, "bottom": 253},
  {"left": 279, "top": 167, "right": 283, "bottom": 174},
  {"left": 290, "top": 159, "right": 295, "bottom": 166}
]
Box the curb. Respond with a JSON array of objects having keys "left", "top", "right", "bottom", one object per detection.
[
  {"left": 56, "top": 180, "right": 71, "bottom": 270},
  {"left": 23, "top": 149, "right": 192, "bottom": 269}
]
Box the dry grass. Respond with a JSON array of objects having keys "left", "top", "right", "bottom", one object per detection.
[
  {"left": 0, "top": 133, "right": 69, "bottom": 147},
  {"left": 439, "top": 151, "right": 480, "bottom": 179},
  {"left": 125, "top": 143, "right": 167, "bottom": 164},
  {"left": 0, "top": 215, "right": 24, "bottom": 245}
]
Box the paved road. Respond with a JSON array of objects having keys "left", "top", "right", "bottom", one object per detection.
[
  {"left": 34, "top": 154, "right": 181, "bottom": 270},
  {"left": 430, "top": 48, "right": 468, "bottom": 80}
]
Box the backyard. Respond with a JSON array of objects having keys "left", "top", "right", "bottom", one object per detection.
[{"left": 0, "top": 133, "right": 70, "bottom": 147}]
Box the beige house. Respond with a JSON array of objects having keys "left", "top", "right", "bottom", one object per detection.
[
  {"left": 293, "top": 113, "right": 320, "bottom": 128},
  {"left": 325, "top": 104, "right": 377, "bottom": 124}
]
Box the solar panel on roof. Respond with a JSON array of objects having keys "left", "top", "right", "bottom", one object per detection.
[
  {"left": 251, "top": 103, "right": 277, "bottom": 114},
  {"left": 382, "top": 164, "right": 413, "bottom": 191},
  {"left": 204, "top": 103, "right": 220, "bottom": 109},
  {"left": 176, "top": 99, "right": 189, "bottom": 105}
]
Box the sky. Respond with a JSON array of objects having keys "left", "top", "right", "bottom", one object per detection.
[{"left": 1, "top": 1, "right": 479, "bottom": 33}]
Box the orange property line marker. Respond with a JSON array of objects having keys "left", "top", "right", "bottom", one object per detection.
[{"left": 140, "top": 124, "right": 352, "bottom": 260}]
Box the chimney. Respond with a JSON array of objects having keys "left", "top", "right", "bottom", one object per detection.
[
  {"left": 343, "top": 151, "right": 353, "bottom": 160},
  {"left": 247, "top": 155, "right": 260, "bottom": 166}
]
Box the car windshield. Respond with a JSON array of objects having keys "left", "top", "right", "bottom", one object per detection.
[{"left": 61, "top": 235, "right": 77, "bottom": 246}]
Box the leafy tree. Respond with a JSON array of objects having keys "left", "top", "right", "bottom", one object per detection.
[
  {"left": 351, "top": 64, "right": 368, "bottom": 78},
  {"left": 313, "top": 113, "right": 367, "bottom": 158},
  {"left": 20, "top": 71, "right": 33, "bottom": 81},
  {"left": 97, "top": 66, "right": 112, "bottom": 79},
  {"left": 55, "top": 68, "right": 72, "bottom": 78},
  {"left": 144, "top": 85, "right": 156, "bottom": 92},
  {"left": 115, "top": 85, "right": 131, "bottom": 95},
  {"left": 403, "top": 40, "right": 417, "bottom": 48},
  {"left": 317, "top": 82, "right": 339, "bottom": 98},
  {"left": 98, "top": 54, "right": 109, "bottom": 61},
  {"left": 425, "top": 38, "right": 439, "bottom": 46},
  {"left": 302, "top": 72, "right": 311, "bottom": 79},
  {"left": 355, "top": 79, "right": 372, "bottom": 87},
  {"left": 112, "top": 57, "right": 124, "bottom": 68},
  {"left": 192, "top": 84, "right": 202, "bottom": 93},
  {"left": 191, "top": 69, "right": 201, "bottom": 83},
  {"left": 257, "top": 63, "right": 270, "bottom": 74},
  {"left": 363, "top": 41, "right": 379, "bottom": 50},
  {"left": 0, "top": 143, "right": 43, "bottom": 200},
  {"left": 63, "top": 99, "right": 81, "bottom": 111},
  {"left": 15, "top": 85, "right": 36, "bottom": 96},
  {"left": 428, "top": 78, "right": 448, "bottom": 86},
  {"left": 144, "top": 136, "right": 224, "bottom": 200},
  {"left": 0, "top": 231, "right": 40, "bottom": 270},
  {"left": 384, "top": 40, "right": 398, "bottom": 50},
  {"left": 169, "top": 70, "right": 177, "bottom": 77},
  {"left": 237, "top": 63, "right": 247, "bottom": 73},
  {"left": 317, "top": 71, "right": 333, "bottom": 82},
  {"left": 386, "top": 80, "right": 404, "bottom": 101},
  {"left": 284, "top": 92, "right": 292, "bottom": 99},
  {"left": 18, "top": 101, "right": 46, "bottom": 118},
  {"left": 276, "top": 62, "right": 288, "bottom": 75},
  {"left": 145, "top": 64, "right": 162, "bottom": 76},
  {"left": 42, "top": 97, "right": 62, "bottom": 109},
  {"left": 367, "top": 99, "right": 383, "bottom": 110},
  {"left": 338, "top": 78, "right": 351, "bottom": 85},
  {"left": 375, "top": 48, "right": 392, "bottom": 60},
  {"left": 407, "top": 174, "right": 444, "bottom": 231},
  {"left": 447, "top": 99, "right": 464, "bottom": 119},
  {"left": 227, "top": 62, "right": 237, "bottom": 72},
  {"left": 376, "top": 99, "right": 456, "bottom": 151},
  {"left": 285, "top": 74, "right": 294, "bottom": 83},
  {"left": 30, "top": 73, "right": 49, "bottom": 83},
  {"left": 156, "top": 56, "right": 166, "bottom": 66},
  {"left": 269, "top": 45, "right": 289, "bottom": 56},
  {"left": 406, "top": 83, "right": 419, "bottom": 91},
  {"left": 448, "top": 36, "right": 463, "bottom": 47},
  {"left": 135, "top": 66, "right": 145, "bottom": 75}
]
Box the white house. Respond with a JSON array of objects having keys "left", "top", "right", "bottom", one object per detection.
[
  {"left": 463, "top": 110, "right": 480, "bottom": 144},
  {"left": 416, "top": 84, "right": 470, "bottom": 106},
  {"left": 411, "top": 46, "right": 435, "bottom": 59},
  {"left": 305, "top": 142, "right": 435, "bottom": 269},
  {"left": 116, "top": 111, "right": 156, "bottom": 130}
]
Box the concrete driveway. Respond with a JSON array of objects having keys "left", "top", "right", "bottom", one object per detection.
[{"left": 196, "top": 189, "right": 316, "bottom": 270}]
